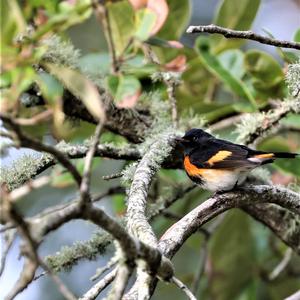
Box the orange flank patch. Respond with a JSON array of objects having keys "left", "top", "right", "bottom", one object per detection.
[
  {"left": 183, "top": 156, "right": 233, "bottom": 189},
  {"left": 254, "top": 153, "right": 274, "bottom": 159},
  {"left": 184, "top": 156, "right": 204, "bottom": 176},
  {"left": 207, "top": 151, "right": 232, "bottom": 165}
]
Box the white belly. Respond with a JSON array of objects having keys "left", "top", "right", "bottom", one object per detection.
[{"left": 200, "top": 169, "right": 247, "bottom": 192}]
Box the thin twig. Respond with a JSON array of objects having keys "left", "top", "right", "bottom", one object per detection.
[
  {"left": 2, "top": 193, "right": 76, "bottom": 300},
  {"left": 0, "top": 230, "right": 17, "bottom": 277},
  {"left": 9, "top": 176, "right": 50, "bottom": 203},
  {"left": 90, "top": 258, "right": 117, "bottom": 281},
  {"left": 269, "top": 248, "right": 293, "bottom": 280},
  {"left": 108, "top": 264, "right": 131, "bottom": 300},
  {"left": 102, "top": 172, "right": 123, "bottom": 180},
  {"left": 80, "top": 268, "right": 117, "bottom": 300},
  {"left": 186, "top": 24, "right": 300, "bottom": 50},
  {"left": 93, "top": 0, "right": 118, "bottom": 73},
  {"left": 14, "top": 109, "right": 53, "bottom": 126},
  {"left": 171, "top": 276, "right": 197, "bottom": 300},
  {"left": 80, "top": 122, "right": 104, "bottom": 206}
]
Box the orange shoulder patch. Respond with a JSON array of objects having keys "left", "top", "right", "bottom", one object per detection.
[
  {"left": 253, "top": 153, "right": 274, "bottom": 159},
  {"left": 207, "top": 150, "right": 232, "bottom": 166},
  {"left": 184, "top": 156, "right": 204, "bottom": 176}
]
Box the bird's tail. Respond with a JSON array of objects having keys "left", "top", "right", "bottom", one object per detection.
[
  {"left": 251, "top": 152, "right": 298, "bottom": 165},
  {"left": 272, "top": 152, "right": 299, "bottom": 159}
]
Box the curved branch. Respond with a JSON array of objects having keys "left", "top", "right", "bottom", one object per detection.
[
  {"left": 186, "top": 24, "right": 300, "bottom": 50},
  {"left": 125, "top": 132, "right": 176, "bottom": 299},
  {"left": 159, "top": 185, "right": 300, "bottom": 259}
]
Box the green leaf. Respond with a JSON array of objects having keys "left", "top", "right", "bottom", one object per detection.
[
  {"left": 78, "top": 53, "right": 111, "bottom": 75},
  {"left": 196, "top": 37, "right": 257, "bottom": 109},
  {"left": 212, "top": 0, "right": 260, "bottom": 52},
  {"left": 157, "top": 0, "right": 190, "bottom": 40},
  {"left": 146, "top": 37, "right": 184, "bottom": 48},
  {"left": 1, "top": 0, "right": 26, "bottom": 46},
  {"left": 281, "top": 114, "right": 300, "bottom": 130},
  {"left": 244, "top": 50, "right": 284, "bottom": 88},
  {"left": 106, "top": 75, "right": 141, "bottom": 108},
  {"left": 32, "top": 1, "right": 92, "bottom": 41},
  {"left": 1, "top": 67, "right": 36, "bottom": 111},
  {"left": 281, "top": 51, "right": 300, "bottom": 64},
  {"left": 244, "top": 50, "right": 286, "bottom": 98},
  {"left": 37, "top": 72, "right": 64, "bottom": 104},
  {"left": 218, "top": 49, "right": 245, "bottom": 79},
  {"left": 45, "top": 63, "right": 105, "bottom": 121},
  {"left": 113, "top": 194, "right": 126, "bottom": 215},
  {"left": 208, "top": 211, "right": 256, "bottom": 300},
  {"left": 293, "top": 28, "right": 300, "bottom": 42},
  {"left": 120, "top": 55, "right": 158, "bottom": 78},
  {"left": 107, "top": 1, "right": 135, "bottom": 56},
  {"left": 261, "top": 28, "right": 300, "bottom": 64},
  {"left": 135, "top": 8, "right": 157, "bottom": 41}
]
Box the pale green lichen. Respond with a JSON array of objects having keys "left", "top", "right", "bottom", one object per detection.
[
  {"left": 41, "top": 35, "right": 81, "bottom": 68},
  {"left": 0, "top": 153, "right": 54, "bottom": 190},
  {"left": 121, "top": 162, "right": 139, "bottom": 187},
  {"left": 286, "top": 59, "right": 300, "bottom": 98},
  {"left": 179, "top": 108, "right": 207, "bottom": 132},
  {"left": 235, "top": 112, "right": 265, "bottom": 144},
  {"left": 121, "top": 127, "right": 177, "bottom": 187},
  {"left": 235, "top": 60, "right": 300, "bottom": 144},
  {"left": 40, "top": 35, "right": 106, "bottom": 88},
  {"left": 45, "top": 231, "right": 111, "bottom": 273}
]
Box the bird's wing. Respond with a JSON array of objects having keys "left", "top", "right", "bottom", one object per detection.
[{"left": 189, "top": 140, "right": 273, "bottom": 170}]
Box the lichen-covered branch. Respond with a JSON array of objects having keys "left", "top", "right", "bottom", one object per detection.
[
  {"left": 125, "top": 130, "right": 176, "bottom": 299},
  {"left": 0, "top": 114, "right": 82, "bottom": 186},
  {"left": 186, "top": 24, "right": 300, "bottom": 50},
  {"left": 235, "top": 98, "right": 300, "bottom": 145},
  {"left": 159, "top": 185, "right": 300, "bottom": 259},
  {"left": 0, "top": 142, "right": 141, "bottom": 190}
]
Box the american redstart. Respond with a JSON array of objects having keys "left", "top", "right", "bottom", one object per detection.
[{"left": 176, "top": 128, "right": 298, "bottom": 193}]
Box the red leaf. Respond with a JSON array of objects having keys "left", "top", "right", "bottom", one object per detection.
[
  {"left": 34, "top": 9, "right": 48, "bottom": 26},
  {"left": 167, "top": 40, "right": 184, "bottom": 49},
  {"left": 147, "top": 0, "right": 169, "bottom": 35},
  {"left": 128, "top": 0, "right": 148, "bottom": 10},
  {"left": 164, "top": 55, "right": 187, "bottom": 72},
  {"left": 129, "top": 0, "right": 169, "bottom": 35},
  {"left": 116, "top": 90, "right": 141, "bottom": 108}
]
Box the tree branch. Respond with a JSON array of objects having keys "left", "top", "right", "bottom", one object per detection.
[
  {"left": 159, "top": 185, "right": 300, "bottom": 259},
  {"left": 171, "top": 276, "right": 197, "bottom": 300},
  {"left": 0, "top": 114, "right": 82, "bottom": 186},
  {"left": 186, "top": 24, "right": 300, "bottom": 50},
  {"left": 80, "top": 121, "right": 104, "bottom": 206}
]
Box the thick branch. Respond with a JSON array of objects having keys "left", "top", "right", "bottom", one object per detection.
[
  {"left": 63, "top": 91, "right": 152, "bottom": 143},
  {"left": 159, "top": 185, "right": 300, "bottom": 259},
  {"left": 186, "top": 24, "right": 300, "bottom": 50}
]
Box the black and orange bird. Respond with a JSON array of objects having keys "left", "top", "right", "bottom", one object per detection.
[{"left": 176, "top": 128, "right": 298, "bottom": 193}]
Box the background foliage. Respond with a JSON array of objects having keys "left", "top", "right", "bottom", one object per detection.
[{"left": 1, "top": 0, "right": 300, "bottom": 299}]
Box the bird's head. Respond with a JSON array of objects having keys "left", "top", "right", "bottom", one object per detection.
[{"left": 175, "top": 128, "right": 213, "bottom": 155}]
